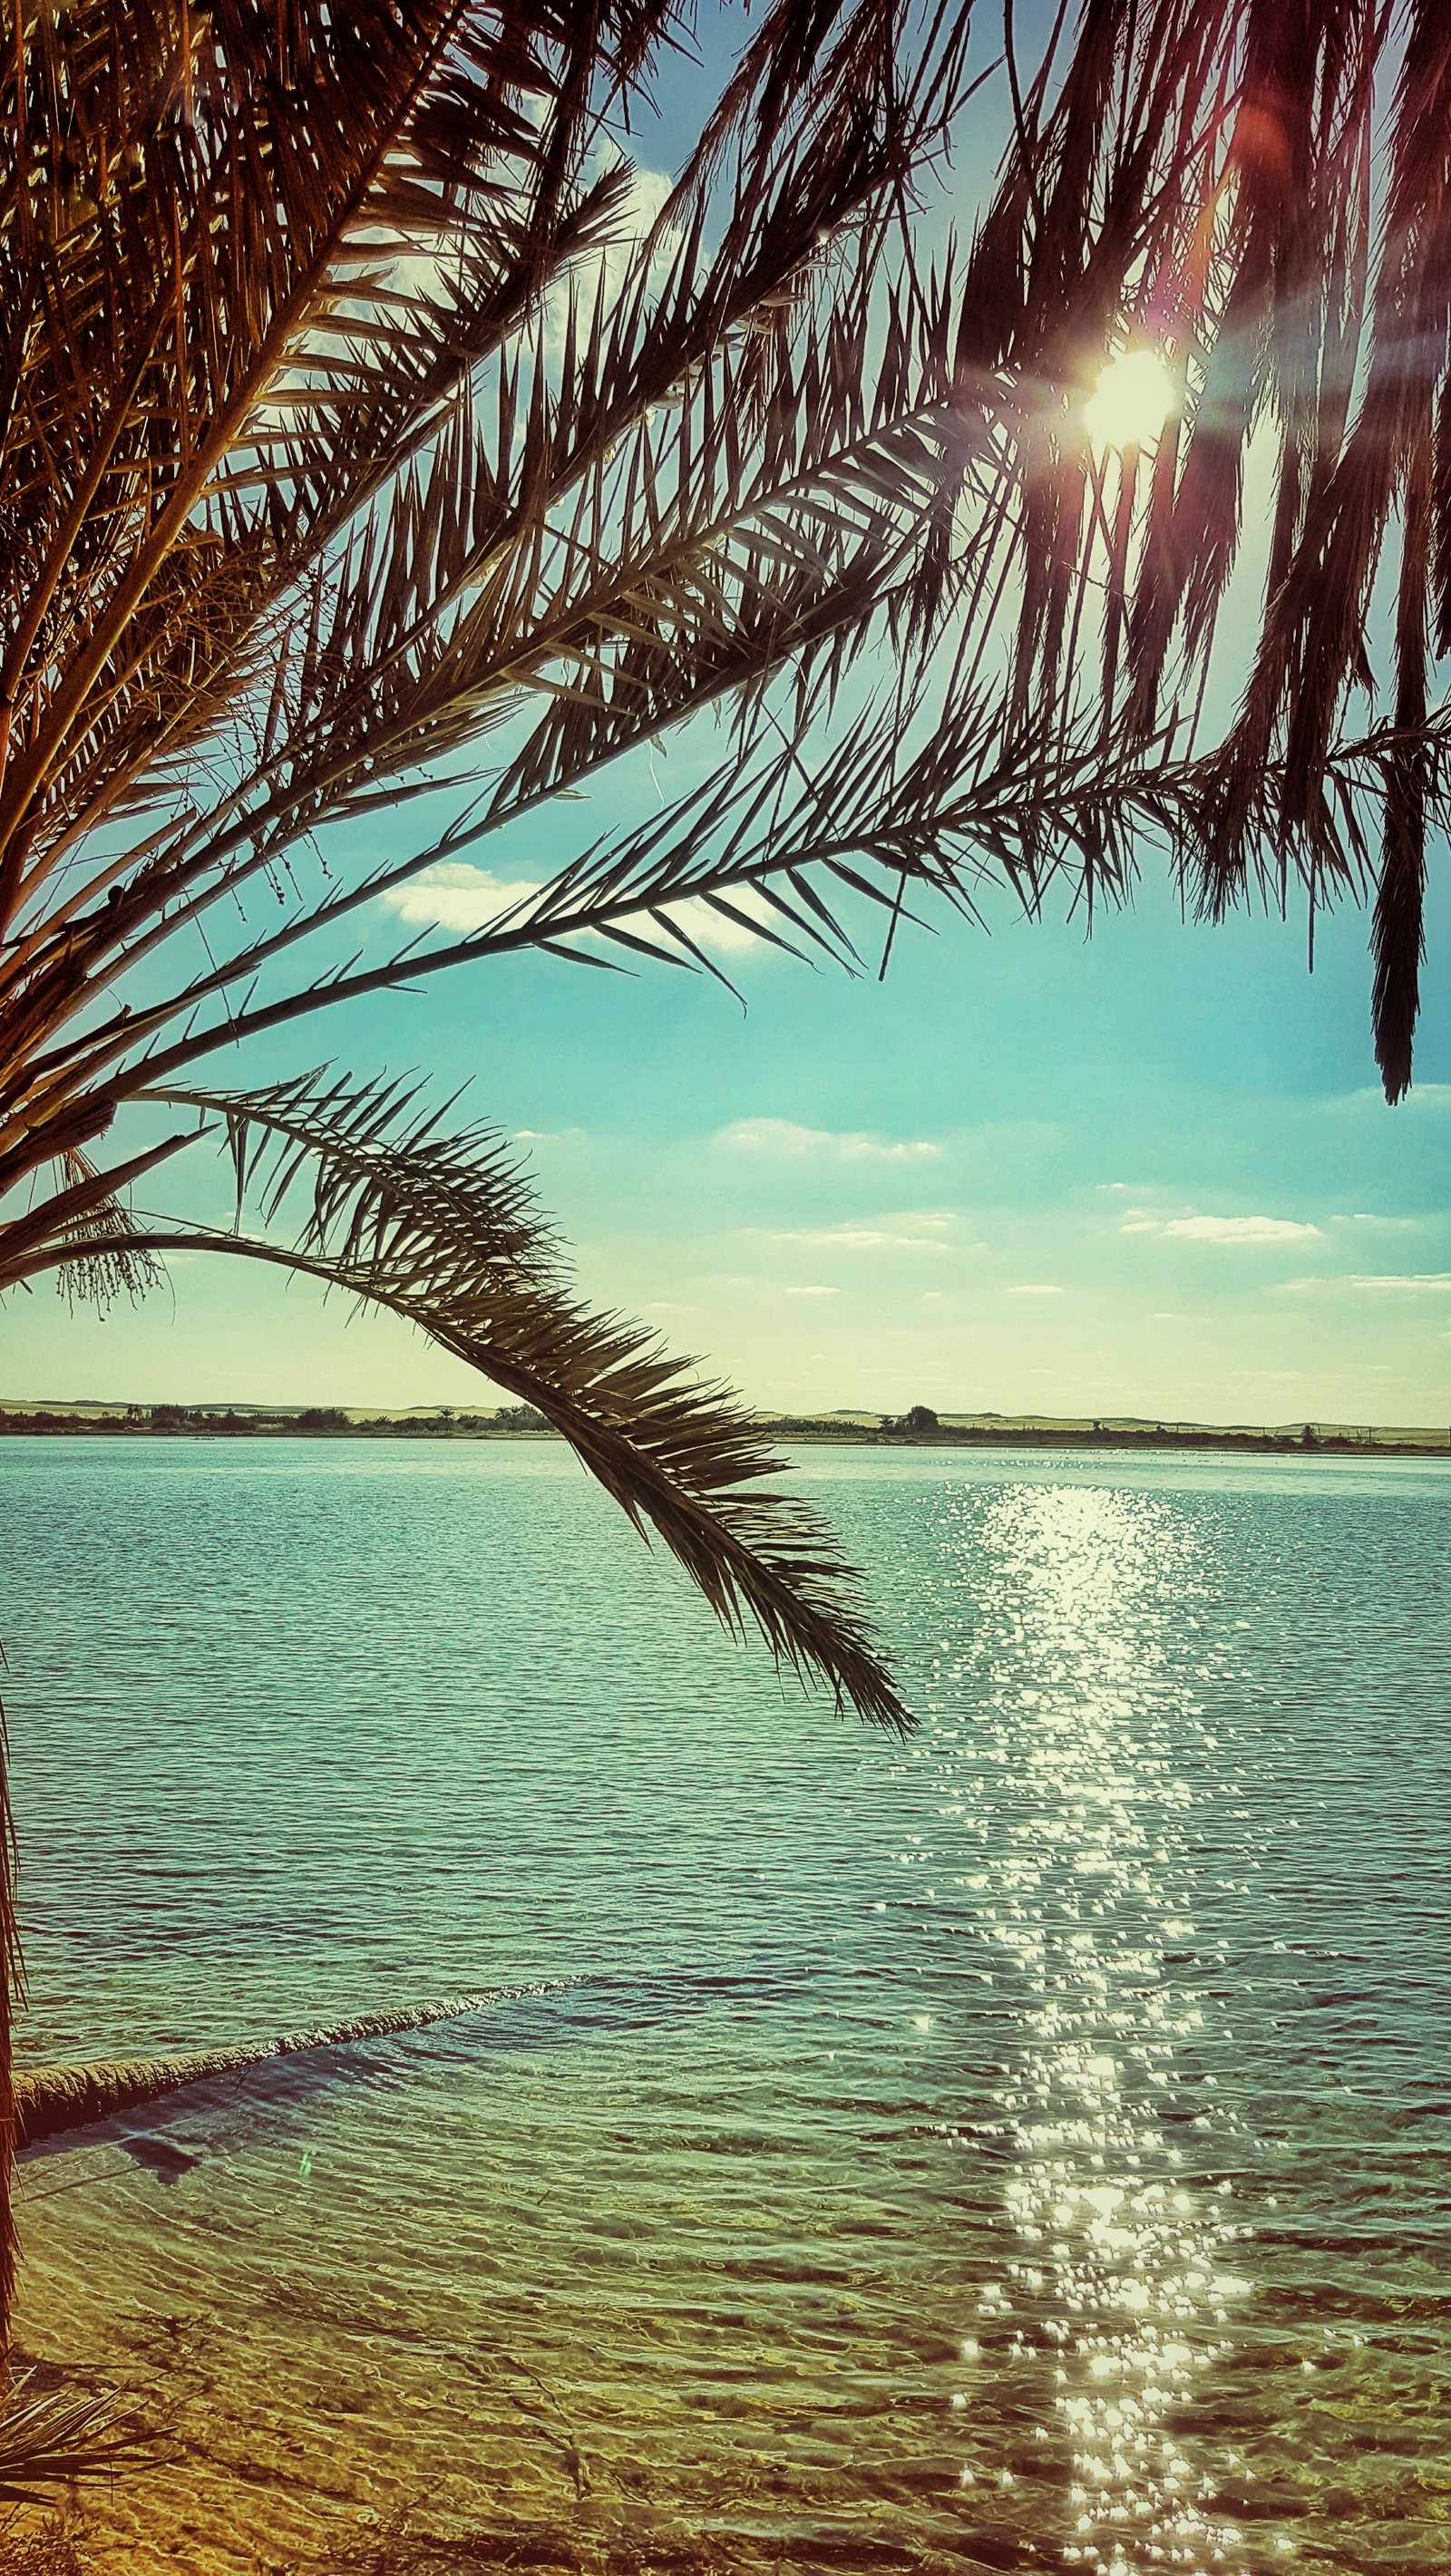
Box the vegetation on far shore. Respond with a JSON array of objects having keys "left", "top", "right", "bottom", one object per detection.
[{"left": 2, "top": 1400, "right": 1446, "bottom": 1457}]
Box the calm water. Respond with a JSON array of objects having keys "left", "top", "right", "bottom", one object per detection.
[{"left": 1, "top": 1438, "right": 1448, "bottom": 2575}]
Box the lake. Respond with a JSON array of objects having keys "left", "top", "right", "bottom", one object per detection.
[{"left": 2, "top": 1438, "right": 1448, "bottom": 2574}]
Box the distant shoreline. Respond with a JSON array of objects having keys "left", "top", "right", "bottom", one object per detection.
[
  {"left": 2, "top": 1404, "right": 1447, "bottom": 1459},
  {"left": 783, "top": 1426, "right": 1451, "bottom": 1458}
]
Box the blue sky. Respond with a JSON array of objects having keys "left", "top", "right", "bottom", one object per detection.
[
  {"left": 5, "top": 7, "right": 1450, "bottom": 1425},
  {"left": 9, "top": 823, "right": 1449, "bottom": 1424}
]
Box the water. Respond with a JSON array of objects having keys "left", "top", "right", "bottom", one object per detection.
[{"left": 1, "top": 1437, "right": 1448, "bottom": 2574}]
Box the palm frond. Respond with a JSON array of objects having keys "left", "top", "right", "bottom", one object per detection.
[
  {"left": 939, "top": 0, "right": 1451, "bottom": 1092},
  {"left": 4, "top": 0, "right": 1446, "bottom": 1181},
  {"left": 0, "top": 0, "right": 989, "bottom": 1196},
  {"left": 0, "top": 2380, "right": 153, "bottom": 2503},
  {"left": 23, "top": 1074, "right": 909, "bottom": 1734},
  {"left": 15, "top": 1985, "right": 558, "bottom": 2150},
  {"left": 0, "top": 0, "right": 683, "bottom": 907}
]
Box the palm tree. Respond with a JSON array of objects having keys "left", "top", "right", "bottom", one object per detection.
[
  {"left": 0, "top": 0, "right": 993, "bottom": 2371},
  {"left": 2, "top": 0, "right": 1446, "bottom": 2389}
]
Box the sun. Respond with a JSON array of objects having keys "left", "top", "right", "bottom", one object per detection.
[{"left": 1084, "top": 348, "right": 1174, "bottom": 451}]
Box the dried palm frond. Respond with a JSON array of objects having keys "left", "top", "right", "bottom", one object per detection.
[
  {"left": 0, "top": 2381, "right": 153, "bottom": 2503},
  {"left": 15, "top": 1984, "right": 563, "bottom": 2151},
  {"left": 0, "top": 1715, "right": 15, "bottom": 2337}
]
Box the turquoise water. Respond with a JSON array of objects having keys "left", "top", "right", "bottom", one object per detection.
[{"left": 2, "top": 1438, "right": 1448, "bottom": 2573}]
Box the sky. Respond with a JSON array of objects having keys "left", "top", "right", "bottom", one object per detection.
[
  {"left": 10, "top": 844, "right": 1450, "bottom": 1426},
  {"left": 5, "top": 10, "right": 1450, "bottom": 1428}
]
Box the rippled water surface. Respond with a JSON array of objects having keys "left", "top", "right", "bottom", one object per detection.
[{"left": 2, "top": 1438, "right": 1448, "bottom": 2574}]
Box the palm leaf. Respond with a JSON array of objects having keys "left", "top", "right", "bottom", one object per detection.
[
  {"left": 15, "top": 1987, "right": 557, "bottom": 2151},
  {"left": 5, "top": 0, "right": 1447, "bottom": 1134},
  {"left": 20, "top": 1074, "right": 909, "bottom": 1735},
  {"left": 0, "top": 2381, "right": 153, "bottom": 2503},
  {"left": 0, "top": 0, "right": 987, "bottom": 1202}
]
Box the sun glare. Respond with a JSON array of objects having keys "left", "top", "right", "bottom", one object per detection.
[{"left": 1085, "top": 348, "right": 1174, "bottom": 451}]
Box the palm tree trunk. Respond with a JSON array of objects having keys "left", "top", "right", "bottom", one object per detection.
[{"left": 13, "top": 1985, "right": 551, "bottom": 2153}]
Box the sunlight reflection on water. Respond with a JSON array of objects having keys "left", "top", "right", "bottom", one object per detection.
[{"left": 937, "top": 1485, "right": 1270, "bottom": 2571}]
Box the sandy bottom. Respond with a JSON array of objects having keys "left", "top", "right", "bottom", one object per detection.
[{"left": 5, "top": 2048, "right": 998, "bottom": 2576}]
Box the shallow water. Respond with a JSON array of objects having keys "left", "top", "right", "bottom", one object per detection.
[{"left": 2, "top": 1438, "right": 1448, "bottom": 2573}]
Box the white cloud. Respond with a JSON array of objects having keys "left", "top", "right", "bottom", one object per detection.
[
  {"left": 1008, "top": 1283, "right": 1065, "bottom": 1297},
  {"left": 381, "top": 863, "right": 786, "bottom": 961},
  {"left": 1273, "top": 1271, "right": 1451, "bottom": 1298},
  {"left": 803, "top": 1228, "right": 949, "bottom": 1255},
  {"left": 385, "top": 864, "right": 541, "bottom": 935},
  {"left": 717, "top": 1117, "right": 940, "bottom": 1163},
  {"left": 781, "top": 1284, "right": 839, "bottom": 1298},
  {"left": 1349, "top": 1272, "right": 1451, "bottom": 1293},
  {"left": 755, "top": 1215, "right": 955, "bottom": 1255},
  {"left": 662, "top": 889, "right": 787, "bottom": 957},
  {"left": 1165, "top": 1215, "right": 1323, "bottom": 1244},
  {"left": 1124, "top": 1210, "right": 1324, "bottom": 1246}
]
